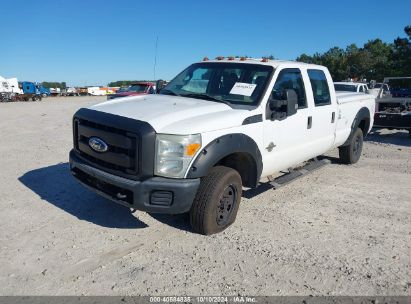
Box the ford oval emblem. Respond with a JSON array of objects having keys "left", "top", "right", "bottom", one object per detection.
[{"left": 88, "top": 137, "right": 108, "bottom": 153}]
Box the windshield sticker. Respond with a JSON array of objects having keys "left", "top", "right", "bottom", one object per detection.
[{"left": 229, "top": 82, "right": 257, "bottom": 96}]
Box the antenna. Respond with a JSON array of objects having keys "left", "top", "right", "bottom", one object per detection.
[{"left": 154, "top": 35, "right": 158, "bottom": 81}]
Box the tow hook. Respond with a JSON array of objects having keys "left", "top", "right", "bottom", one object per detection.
[{"left": 116, "top": 192, "right": 127, "bottom": 200}]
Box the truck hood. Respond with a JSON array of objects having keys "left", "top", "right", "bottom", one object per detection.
[{"left": 89, "top": 94, "right": 252, "bottom": 134}]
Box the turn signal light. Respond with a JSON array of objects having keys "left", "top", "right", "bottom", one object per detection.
[{"left": 186, "top": 143, "right": 201, "bottom": 156}]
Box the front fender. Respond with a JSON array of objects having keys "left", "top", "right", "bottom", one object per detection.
[{"left": 186, "top": 133, "right": 263, "bottom": 187}]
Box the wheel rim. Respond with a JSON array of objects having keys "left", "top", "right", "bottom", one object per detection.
[
  {"left": 353, "top": 134, "right": 362, "bottom": 158},
  {"left": 216, "top": 185, "right": 237, "bottom": 226}
]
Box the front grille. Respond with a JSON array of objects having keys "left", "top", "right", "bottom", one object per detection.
[{"left": 74, "top": 118, "right": 139, "bottom": 175}]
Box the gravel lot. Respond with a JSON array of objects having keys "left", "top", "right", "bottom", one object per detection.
[{"left": 0, "top": 96, "right": 410, "bottom": 296}]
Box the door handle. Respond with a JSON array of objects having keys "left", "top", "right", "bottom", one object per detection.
[
  {"left": 307, "top": 116, "right": 312, "bottom": 129},
  {"left": 331, "top": 112, "right": 335, "bottom": 123}
]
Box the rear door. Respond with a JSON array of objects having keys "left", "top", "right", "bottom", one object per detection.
[{"left": 305, "top": 69, "right": 338, "bottom": 154}]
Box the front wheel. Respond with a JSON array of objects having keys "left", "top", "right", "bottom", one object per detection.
[
  {"left": 339, "top": 127, "right": 364, "bottom": 164},
  {"left": 189, "top": 166, "right": 242, "bottom": 235}
]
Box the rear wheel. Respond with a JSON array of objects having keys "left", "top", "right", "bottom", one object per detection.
[
  {"left": 339, "top": 127, "right": 363, "bottom": 164},
  {"left": 189, "top": 166, "right": 242, "bottom": 235}
]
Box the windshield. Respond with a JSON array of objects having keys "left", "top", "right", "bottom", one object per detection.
[
  {"left": 161, "top": 62, "right": 273, "bottom": 106},
  {"left": 128, "top": 84, "right": 149, "bottom": 92},
  {"left": 334, "top": 84, "right": 357, "bottom": 92}
]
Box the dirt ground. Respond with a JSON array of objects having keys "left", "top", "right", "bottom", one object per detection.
[{"left": 0, "top": 96, "right": 410, "bottom": 296}]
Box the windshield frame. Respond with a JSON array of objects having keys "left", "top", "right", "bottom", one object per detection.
[{"left": 161, "top": 62, "right": 275, "bottom": 109}]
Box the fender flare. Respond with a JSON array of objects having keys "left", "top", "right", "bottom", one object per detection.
[
  {"left": 342, "top": 107, "right": 371, "bottom": 146},
  {"left": 186, "top": 133, "right": 263, "bottom": 187}
]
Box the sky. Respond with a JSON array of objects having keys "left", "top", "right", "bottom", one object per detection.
[{"left": 0, "top": 0, "right": 410, "bottom": 86}]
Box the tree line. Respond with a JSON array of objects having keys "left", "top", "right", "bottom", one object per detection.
[{"left": 296, "top": 26, "right": 411, "bottom": 82}]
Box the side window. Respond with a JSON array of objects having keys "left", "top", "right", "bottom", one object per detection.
[
  {"left": 307, "top": 69, "right": 331, "bottom": 106},
  {"left": 272, "top": 68, "right": 307, "bottom": 108},
  {"left": 359, "top": 85, "right": 364, "bottom": 92}
]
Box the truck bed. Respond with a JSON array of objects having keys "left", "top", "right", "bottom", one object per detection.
[
  {"left": 335, "top": 91, "right": 375, "bottom": 104},
  {"left": 333, "top": 92, "right": 376, "bottom": 147}
]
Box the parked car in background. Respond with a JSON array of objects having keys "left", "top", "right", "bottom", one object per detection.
[
  {"left": 87, "top": 87, "right": 106, "bottom": 96},
  {"left": 368, "top": 83, "right": 390, "bottom": 97},
  {"left": 49, "top": 88, "right": 61, "bottom": 96},
  {"left": 38, "top": 85, "right": 50, "bottom": 97},
  {"left": 107, "top": 82, "right": 156, "bottom": 100},
  {"left": 65, "top": 87, "right": 79, "bottom": 96},
  {"left": 334, "top": 82, "right": 369, "bottom": 93},
  {"left": 70, "top": 57, "right": 375, "bottom": 235},
  {"left": 78, "top": 87, "right": 89, "bottom": 96},
  {"left": 374, "top": 77, "right": 411, "bottom": 135}
]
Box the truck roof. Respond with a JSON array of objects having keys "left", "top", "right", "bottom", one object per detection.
[{"left": 198, "top": 57, "right": 327, "bottom": 70}]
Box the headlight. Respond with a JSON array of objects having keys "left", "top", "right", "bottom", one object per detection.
[{"left": 155, "top": 134, "right": 201, "bottom": 178}]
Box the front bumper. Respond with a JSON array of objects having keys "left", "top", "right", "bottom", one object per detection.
[{"left": 69, "top": 150, "right": 200, "bottom": 214}]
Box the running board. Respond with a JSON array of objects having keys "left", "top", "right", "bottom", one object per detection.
[{"left": 267, "top": 158, "right": 331, "bottom": 189}]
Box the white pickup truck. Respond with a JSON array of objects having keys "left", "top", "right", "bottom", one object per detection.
[{"left": 69, "top": 57, "right": 375, "bottom": 235}]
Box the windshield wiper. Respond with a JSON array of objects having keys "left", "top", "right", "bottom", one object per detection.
[
  {"left": 181, "top": 93, "right": 232, "bottom": 106},
  {"left": 161, "top": 89, "right": 180, "bottom": 96}
]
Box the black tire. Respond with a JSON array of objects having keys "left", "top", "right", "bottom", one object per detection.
[
  {"left": 339, "top": 128, "right": 364, "bottom": 164},
  {"left": 189, "top": 166, "right": 242, "bottom": 235}
]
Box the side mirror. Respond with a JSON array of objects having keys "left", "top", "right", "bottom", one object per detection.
[
  {"left": 266, "top": 89, "right": 298, "bottom": 121},
  {"left": 156, "top": 79, "right": 167, "bottom": 93}
]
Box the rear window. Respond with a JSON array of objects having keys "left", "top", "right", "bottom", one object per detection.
[
  {"left": 308, "top": 70, "right": 331, "bottom": 106},
  {"left": 334, "top": 84, "right": 357, "bottom": 92}
]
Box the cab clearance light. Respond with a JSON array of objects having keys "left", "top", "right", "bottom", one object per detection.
[
  {"left": 203, "top": 57, "right": 209, "bottom": 61},
  {"left": 227, "top": 56, "right": 235, "bottom": 60},
  {"left": 261, "top": 58, "right": 269, "bottom": 62},
  {"left": 216, "top": 56, "right": 224, "bottom": 60},
  {"left": 240, "top": 57, "right": 247, "bottom": 61}
]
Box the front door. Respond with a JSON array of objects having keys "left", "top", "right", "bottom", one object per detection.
[{"left": 262, "top": 68, "right": 313, "bottom": 177}]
